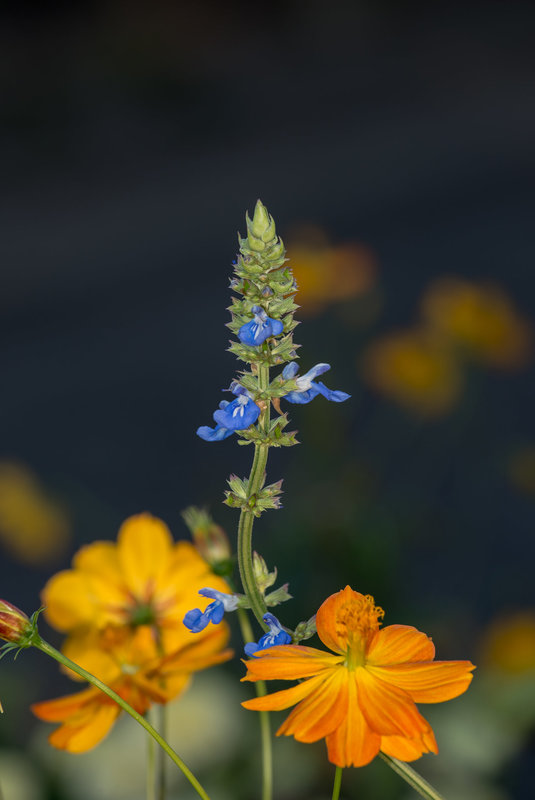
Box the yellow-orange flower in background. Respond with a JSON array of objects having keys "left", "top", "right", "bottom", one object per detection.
[
  {"left": 242, "top": 586, "right": 474, "bottom": 767},
  {"left": 287, "top": 226, "right": 377, "bottom": 316},
  {"left": 362, "top": 328, "right": 463, "bottom": 417},
  {"left": 42, "top": 513, "right": 230, "bottom": 656},
  {"left": 0, "top": 461, "right": 70, "bottom": 565},
  {"left": 32, "top": 624, "right": 231, "bottom": 752},
  {"left": 422, "top": 277, "right": 532, "bottom": 369},
  {"left": 480, "top": 612, "right": 535, "bottom": 675}
]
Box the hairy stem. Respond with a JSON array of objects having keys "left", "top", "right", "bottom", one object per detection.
[
  {"left": 237, "top": 608, "right": 273, "bottom": 800},
  {"left": 380, "top": 753, "right": 447, "bottom": 800}
]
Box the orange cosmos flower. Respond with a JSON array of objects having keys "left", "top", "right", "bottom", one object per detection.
[
  {"left": 32, "top": 624, "right": 232, "bottom": 752},
  {"left": 42, "top": 513, "right": 231, "bottom": 654},
  {"left": 242, "top": 586, "right": 475, "bottom": 767}
]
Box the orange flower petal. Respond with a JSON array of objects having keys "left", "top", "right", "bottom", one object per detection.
[
  {"left": 367, "top": 625, "right": 435, "bottom": 665},
  {"left": 316, "top": 586, "right": 360, "bottom": 654},
  {"left": 117, "top": 514, "right": 173, "bottom": 600},
  {"left": 31, "top": 687, "right": 100, "bottom": 722},
  {"left": 242, "top": 673, "right": 327, "bottom": 712},
  {"left": 277, "top": 668, "right": 349, "bottom": 743},
  {"left": 367, "top": 660, "right": 475, "bottom": 702},
  {"left": 48, "top": 702, "right": 121, "bottom": 753},
  {"left": 242, "top": 645, "right": 342, "bottom": 681},
  {"left": 325, "top": 676, "right": 381, "bottom": 767},
  {"left": 356, "top": 668, "right": 431, "bottom": 738},
  {"left": 380, "top": 727, "right": 438, "bottom": 761}
]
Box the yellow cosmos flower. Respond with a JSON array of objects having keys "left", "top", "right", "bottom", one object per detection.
[
  {"left": 32, "top": 625, "right": 231, "bottom": 752},
  {"left": 362, "top": 329, "right": 463, "bottom": 416},
  {"left": 422, "top": 277, "right": 532, "bottom": 369},
  {"left": 42, "top": 513, "right": 231, "bottom": 654},
  {"left": 242, "top": 586, "right": 475, "bottom": 768}
]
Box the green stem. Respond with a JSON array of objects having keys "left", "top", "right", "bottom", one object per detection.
[
  {"left": 331, "top": 766, "right": 343, "bottom": 800},
  {"left": 34, "top": 638, "right": 211, "bottom": 800},
  {"left": 237, "top": 608, "right": 272, "bottom": 800},
  {"left": 380, "top": 753, "right": 447, "bottom": 800},
  {"left": 146, "top": 711, "right": 156, "bottom": 800},
  {"left": 237, "top": 363, "right": 272, "bottom": 629}
]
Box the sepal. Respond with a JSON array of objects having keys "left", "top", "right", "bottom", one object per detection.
[
  {"left": 265, "top": 584, "right": 292, "bottom": 607},
  {"left": 292, "top": 615, "right": 318, "bottom": 643}
]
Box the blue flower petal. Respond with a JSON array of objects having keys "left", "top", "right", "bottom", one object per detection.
[
  {"left": 238, "top": 307, "right": 284, "bottom": 346},
  {"left": 183, "top": 608, "right": 209, "bottom": 633},
  {"left": 283, "top": 386, "right": 321, "bottom": 404},
  {"left": 243, "top": 613, "right": 292, "bottom": 657},
  {"left": 196, "top": 424, "right": 234, "bottom": 441},
  {"left": 282, "top": 362, "right": 299, "bottom": 379},
  {"left": 313, "top": 382, "right": 351, "bottom": 402},
  {"left": 213, "top": 395, "right": 260, "bottom": 430}
]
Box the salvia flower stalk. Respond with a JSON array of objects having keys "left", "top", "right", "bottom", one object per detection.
[{"left": 0, "top": 201, "right": 476, "bottom": 800}]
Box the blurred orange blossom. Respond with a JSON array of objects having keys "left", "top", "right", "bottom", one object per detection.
[
  {"left": 32, "top": 624, "right": 231, "bottom": 752},
  {"left": 287, "top": 226, "right": 377, "bottom": 316},
  {"left": 242, "top": 586, "right": 474, "bottom": 767}
]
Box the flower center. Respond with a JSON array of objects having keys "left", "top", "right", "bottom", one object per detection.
[
  {"left": 129, "top": 603, "right": 157, "bottom": 627},
  {"left": 337, "top": 594, "right": 384, "bottom": 669}
]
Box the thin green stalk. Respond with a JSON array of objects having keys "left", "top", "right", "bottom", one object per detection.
[
  {"left": 237, "top": 608, "right": 272, "bottom": 800},
  {"left": 237, "top": 362, "right": 272, "bottom": 630},
  {"left": 34, "top": 638, "right": 211, "bottom": 800},
  {"left": 331, "top": 766, "right": 343, "bottom": 800},
  {"left": 146, "top": 715, "right": 156, "bottom": 800},
  {"left": 235, "top": 361, "right": 274, "bottom": 800},
  {"left": 380, "top": 753, "right": 446, "bottom": 800}
]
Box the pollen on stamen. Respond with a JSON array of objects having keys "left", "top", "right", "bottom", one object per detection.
[{"left": 335, "top": 593, "right": 385, "bottom": 641}]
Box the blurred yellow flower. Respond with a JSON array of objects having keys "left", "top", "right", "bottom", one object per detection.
[
  {"left": 481, "top": 612, "right": 535, "bottom": 674},
  {"left": 42, "top": 513, "right": 232, "bottom": 656},
  {"left": 507, "top": 445, "right": 535, "bottom": 495},
  {"left": 287, "top": 226, "right": 377, "bottom": 316},
  {"left": 362, "top": 329, "right": 463, "bottom": 417},
  {"left": 32, "top": 624, "right": 231, "bottom": 752},
  {"left": 0, "top": 461, "right": 70, "bottom": 565},
  {"left": 422, "top": 277, "right": 532, "bottom": 369}
]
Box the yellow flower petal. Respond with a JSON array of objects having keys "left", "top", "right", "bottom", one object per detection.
[
  {"left": 325, "top": 676, "right": 381, "bottom": 767},
  {"left": 117, "top": 513, "right": 173, "bottom": 600},
  {"left": 42, "top": 571, "right": 99, "bottom": 631},
  {"left": 367, "top": 625, "right": 435, "bottom": 665},
  {"left": 367, "top": 660, "right": 475, "bottom": 702}
]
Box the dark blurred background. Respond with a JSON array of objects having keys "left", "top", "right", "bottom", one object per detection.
[{"left": 1, "top": 2, "right": 534, "bottom": 799}]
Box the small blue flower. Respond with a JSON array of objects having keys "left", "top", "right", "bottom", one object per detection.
[
  {"left": 183, "top": 588, "right": 240, "bottom": 633},
  {"left": 238, "top": 306, "right": 284, "bottom": 346},
  {"left": 197, "top": 385, "right": 260, "bottom": 442},
  {"left": 244, "top": 613, "right": 292, "bottom": 657},
  {"left": 282, "top": 362, "right": 351, "bottom": 404}
]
